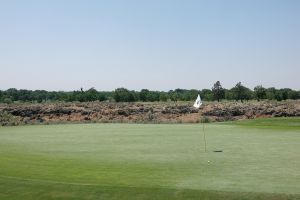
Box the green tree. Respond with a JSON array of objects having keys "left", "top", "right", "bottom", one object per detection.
[
  {"left": 224, "top": 89, "right": 234, "bottom": 100},
  {"left": 97, "top": 92, "right": 107, "bottom": 101},
  {"left": 254, "top": 85, "right": 266, "bottom": 101},
  {"left": 201, "top": 89, "right": 213, "bottom": 101},
  {"left": 85, "top": 88, "right": 98, "bottom": 101},
  {"left": 172, "top": 89, "right": 185, "bottom": 101},
  {"left": 6, "top": 88, "right": 18, "bottom": 101},
  {"left": 186, "top": 89, "right": 199, "bottom": 101},
  {"left": 266, "top": 87, "right": 276, "bottom": 100},
  {"left": 212, "top": 81, "right": 225, "bottom": 102},
  {"left": 147, "top": 91, "right": 160, "bottom": 102},
  {"left": 159, "top": 92, "right": 169, "bottom": 102},
  {"left": 280, "top": 88, "right": 291, "bottom": 100},
  {"left": 0, "top": 91, "right": 3, "bottom": 102},
  {"left": 33, "top": 90, "right": 48, "bottom": 103},
  {"left": 59, "top": 92, "right": 70, "bottom": 102},
  {"left": 113, "top": 88, "right": 135, "bottom": 102},
  {"left": 288, "top": 90, "right": 299, "bottom": 100},
  {"left": 139, "top": 89, "right": 149, "bottom": 102},
  {"left": 231, "top": 82, "right": 252, "bottom": 102},
  {"left": 17, "top": 90, "right": 32, "bottom": 102},
  {"left": 244, "top": 88, "right": 253, "bottom": 101},
  {"left": 168, "top": 90, "right": 179, "bottom": 103},
  {"left": 274, "top": 90, "right": 283, "bottom": 101}
]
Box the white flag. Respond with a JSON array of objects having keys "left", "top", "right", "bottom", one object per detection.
[{"left": 193, "top": 94, "right": 202, "bottom": 108}]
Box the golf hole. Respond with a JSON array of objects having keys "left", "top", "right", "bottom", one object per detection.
[{"left": 213, "top": 150, "right": 223, "bottom": 153}]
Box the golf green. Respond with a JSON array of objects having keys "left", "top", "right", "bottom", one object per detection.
[{"left": 0, "top": 118, "right": 299, "bottom": 200}]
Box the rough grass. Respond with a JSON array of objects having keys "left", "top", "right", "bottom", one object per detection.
[{"left": 0, "top": 118, "right": 299, "bottom": 200}]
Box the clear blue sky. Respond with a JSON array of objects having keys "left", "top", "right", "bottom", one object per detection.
[{"left": 0, "top": 0, "right": 299, "bottom": 91}]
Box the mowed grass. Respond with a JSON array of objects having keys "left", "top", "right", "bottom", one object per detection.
[{"left": 0, "top": 118, "right": 299, "bottom": 200}]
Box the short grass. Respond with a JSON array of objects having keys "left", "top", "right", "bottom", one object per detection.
[
  {"left": 0, "top": 118, "right": 299, "bottom": 200},
  {"left": 224, "top": 117, "right": 300, "bottom": 130}
]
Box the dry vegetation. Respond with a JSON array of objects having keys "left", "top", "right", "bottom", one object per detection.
[{"left": 0, "top": 100, "right": 299, "bottom": 126}]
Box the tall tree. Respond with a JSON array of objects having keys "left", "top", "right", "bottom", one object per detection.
[
  {"left": 254, "top": 85, "right": 266, "bottom": 101},
  {"left": 85, "top": 88, "right": 98, "bottom": 101},
  {"left": 168, "top": 90, "right": 179, "bottom": 103},
  {"left": 139, "top": 89, "right": 149, "bottom": 102},
  {"left": 212, "top": 81, "right": 225, "bottom": 102},
  {"left": 232, "top": 82, "right": 251, "bottom": 102},
  {"left": 266, "top": 87, "right": 276, "bottom": 100}
]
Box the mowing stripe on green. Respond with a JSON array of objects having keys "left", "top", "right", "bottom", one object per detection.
[{"left": 0, "top": 118, "right": 300, "bottom": 199}]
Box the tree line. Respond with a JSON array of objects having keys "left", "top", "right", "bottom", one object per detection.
[{"left": 0, "top": 82, "right": 299, "bottom": 103}]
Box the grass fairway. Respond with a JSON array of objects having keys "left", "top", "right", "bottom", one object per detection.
[{"left": 0, "top": 118, "right": 299, "bottom": 200}]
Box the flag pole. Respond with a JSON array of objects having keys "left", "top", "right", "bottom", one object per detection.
[
  {"left": 202, "top": 118, "right": 207, "bottom": 153},
  {"left": 193, "top": 94, "right": 206, "bottom": 152}
]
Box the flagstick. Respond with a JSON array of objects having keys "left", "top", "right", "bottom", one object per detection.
[
  {"left": 193, "top": 94, "right": 206, "bottom": 152},
  {"left": 202, "top": 119, "right": 207, "bottom": 153}
]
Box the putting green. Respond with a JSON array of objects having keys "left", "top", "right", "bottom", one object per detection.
[{"left": 0, "top": 118, "right": 299, "bottom": 200}]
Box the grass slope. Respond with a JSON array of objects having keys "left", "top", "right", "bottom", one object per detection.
[{"left": 0, "top": 118, "right": 299, "bottom": 200}]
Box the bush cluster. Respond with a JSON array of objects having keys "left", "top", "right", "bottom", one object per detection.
[{"left": 0, "top": 111, "right": 20, "bottom": 126}]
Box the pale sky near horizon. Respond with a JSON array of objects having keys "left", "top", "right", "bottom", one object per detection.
[{"left": 0, "top": 0, "right": 299, "bottom": 91}]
